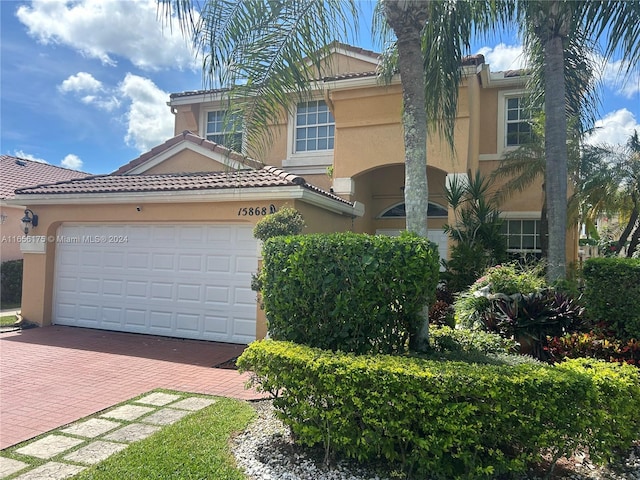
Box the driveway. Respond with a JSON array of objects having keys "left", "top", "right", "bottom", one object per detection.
[{"left": 0, "top": 326, "right": 262, "bottom": 449}]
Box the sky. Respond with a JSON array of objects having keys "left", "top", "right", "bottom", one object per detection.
[{"left": 1, "top": 0, "right": 639, "bottom": 175}]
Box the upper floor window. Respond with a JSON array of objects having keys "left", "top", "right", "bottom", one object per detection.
[
  {"left": 505, "top": 96, "right": 532, "bottom": 147},
  {"left": 206, "top": 110, "right": 243, "bottom": 151},
  {"left": 295, "top": 100, "right": 335, "bottom": 152}
]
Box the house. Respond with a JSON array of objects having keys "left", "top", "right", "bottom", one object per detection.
[
  {"left": 0, "top": 155, "right": 89, "bottom": 263},
  {"left": 11, "top": 43, "right": 578, "bottom": 343}
]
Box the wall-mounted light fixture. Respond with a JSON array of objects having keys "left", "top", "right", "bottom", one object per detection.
[{"left": 21, "top": 209, "right": 38, "bottom": 234}]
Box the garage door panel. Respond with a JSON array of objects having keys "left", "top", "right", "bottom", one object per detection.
[
  {"left": 178, "top": 254, "right": 204, "bottom": 272},
  {"left": 54, "top": 224, "right": 257, "bottom": 343},
  {"left": 102, "top": 279, "right": 124, "bottom": 296}
]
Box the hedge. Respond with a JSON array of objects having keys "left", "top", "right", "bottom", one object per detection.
[
  {"left": 0, "top": 259, "right": 23, "bottom": 305},
  {"left": 238, "top": 340, "right": 640, "bottom": 480},
  {"left": 259, "top": 233, "right": 439, "bottom": 354},
  {"left": 583, "top": 257, "right": 640, "bottom": 339}
]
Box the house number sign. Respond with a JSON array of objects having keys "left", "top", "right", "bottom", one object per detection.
[{"left": 237, "top": 204, "right": 277, "bottom": 217}]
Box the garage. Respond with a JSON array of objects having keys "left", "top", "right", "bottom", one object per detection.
[{"left": 53, "top": 223, "right": 258, "bottom": 344}]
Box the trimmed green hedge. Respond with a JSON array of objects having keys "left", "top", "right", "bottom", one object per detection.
[
  {"left": 259, "top": 233, "right": 439, "bottom": 354},
  {"left": 0, "top": 259, "right": 23, "bottom": 305},
  {"left": 583, "top": 257, "right": 640, "bottom": 339},
  {"left": 238, "top": 340, "right": 640, "bottom": 479}
]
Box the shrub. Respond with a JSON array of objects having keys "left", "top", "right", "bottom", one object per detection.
[
  {"left": 547, "top": 331, "right": 640, "bottom": 366},
  {"left": 238, "top": 340, "right": 640, "bottom": 479},
  {"left": 0, "top": 259, "right": 23, "bottom": 305},
  {"left": 583, "top": 257, "right": 640, "bottom": 339},
  {"left": 428, "top": 325, "right": 517, "bottom": 355},
  {"left": 252, "top": 206, "right": 305, "bottom": 241},
  {"left": 259, "top": 233, "right": 439, "bottom": 354},
  {"left": 486, "top": 290, "right": 586, "bottom": 360},
  {"left": 454, "top": 263, "right": 547, "bottom": 329}
]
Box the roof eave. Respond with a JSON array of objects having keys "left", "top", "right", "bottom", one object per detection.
[{"left": 9, "top": 185, "right": 362, "bottom": 217}]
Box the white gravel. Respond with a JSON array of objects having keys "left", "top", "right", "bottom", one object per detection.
[{"left": 232, "top": 400, "right": 640, "bottom": 480}]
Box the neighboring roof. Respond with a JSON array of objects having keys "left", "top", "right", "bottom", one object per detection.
[
  {"left": 112, "top": 131, "right": 263, "bottom": 174},
  {"left": 0, "top": 155, "right": 89, "bottom": 200},
  {"left": 14, "top": 165, "right": 353, "bottom": 206}
]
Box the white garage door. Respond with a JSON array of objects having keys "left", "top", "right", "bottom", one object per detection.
[{"left": 54, "top": 224, "right": 258, "bottom": 344}]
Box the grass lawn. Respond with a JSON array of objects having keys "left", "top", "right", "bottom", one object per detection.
[
  {"left": 73, "top": 397, "right": 255, "bottom": 480},
  {"left": 0, "top": 315, "right": 17, "bottom": 327}
]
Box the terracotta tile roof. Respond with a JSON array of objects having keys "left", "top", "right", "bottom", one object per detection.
[
  {"left": 113, "top": 131, "right": 263, "bottom": 174},
  {"left": 322, "top": 71, "right": 378, "bottom": 81},
  {"left": 14, "top": 166, "right": 353, "bottom": 206},
  {"left": 0, "top": 155, "right": 89, "bottom": 200}
]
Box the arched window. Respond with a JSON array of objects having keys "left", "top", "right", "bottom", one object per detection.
[{"left": 379, "top": 202, "right": 448, "bottom": 218}]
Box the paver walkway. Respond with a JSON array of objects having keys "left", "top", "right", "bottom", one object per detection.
[
  {"left": 0, "top": 391, "right": 221, "bottom": 479},
  {"left": 0, "top": 326, "right": 262, "bottom": 449}
]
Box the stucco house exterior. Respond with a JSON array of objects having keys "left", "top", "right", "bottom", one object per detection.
[
  {"left": 11, "top": 43, "right": 577, "bottom": 343},
  {"left": 0, "top": 155, "right": 89, "bottom": 263}
]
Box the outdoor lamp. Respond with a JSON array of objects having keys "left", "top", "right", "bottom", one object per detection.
[{"left": 21, "top": 209, "right": 38, "bottom": 234}]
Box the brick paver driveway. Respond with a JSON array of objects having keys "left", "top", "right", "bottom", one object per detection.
[{"left": 0, "top": 326, "right": 261, "bottom": 449}]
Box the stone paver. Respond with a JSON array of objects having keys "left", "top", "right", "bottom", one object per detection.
[
  {"left": 135, "top": 392, "right": 182, "bottom": 406},
  {"left": 12, "top": 462, "right": 85, "bottom": 480},
  {"left": 1, "top": 392, "right": 224, "bottom": 479},
  {"left": 141, "top": 408, "right": 191, "bottom": 426},
  {"left": 170, "top": 397, "right": 216, "bottom": 411},
  {"left": 0, "top": 456, "right": 29, "bottom": 478},
  {"left": 100, "top": 405, "right": 154, "bottom": 421},
  {"left": 60, "top": 418, "right": 122, "bottom": 438},
  {"left": 15, "top": 435, "right": 84, "bottom": 460},
  {"left": 63, "top": 441, "right": 128, "bottom": 465},
  {"left": 103, "top": 423, "right": 161, "bottom": 443}
]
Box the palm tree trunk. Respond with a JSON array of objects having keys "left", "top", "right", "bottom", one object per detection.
[
  {"left": 543, "top": 33, "right": 568, "bottom": 282},
  {"left": 540, "top": 193, "right": 548, "bottom": 258},
  {"left": 626, "top": 216, "right": 640, "bottom": 258},
  {"left": 615, "top": 202, "right": 638, "bottom": 255},
  {"left": 383, "top": 0, "right": 430, "bottom": 351}
]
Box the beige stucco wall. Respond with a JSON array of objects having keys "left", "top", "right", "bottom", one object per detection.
[
  {"left": 1, "top": 205, "right": 27, "bottom": 262},
  {"left": 143, "top": 150, "right": 233, "bottom": 174}
]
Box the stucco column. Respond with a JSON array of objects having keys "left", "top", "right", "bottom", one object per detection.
[
  {"left": 19, "top": 238, "right": 50, "bottom": 327},
  {"left": 332, "top": 177, "right": 355, "bottom": 199}
]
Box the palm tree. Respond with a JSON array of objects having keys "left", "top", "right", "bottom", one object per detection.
[
  {"left": 577, "top": 131, "right": 640, "bottom": 257},
  {"left": 511, "top": 0, "right": 640, "bottom": 281},
  {"left": 163, "top": 0, "right": 495, "bottom": 351}
]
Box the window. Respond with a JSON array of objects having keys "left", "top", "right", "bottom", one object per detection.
[
  {"left": 379, "top": 202, "right": 448, "bottom": 218},
  {"left": 505, "top": 96, "right": 532, "bottom": 147},
  {"left": 501, "top": 219, "right": 541, "bottom": 254},
  {"left": 295, "top": 100, "right": 335, "bottom": 152},
  {"left": 205, "top": 111, "right": 243, "bottom": 151}
]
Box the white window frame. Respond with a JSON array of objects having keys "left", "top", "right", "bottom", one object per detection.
[
  {"left": 202, "top": 109, "right": 244, "bottom": 152},
  {"left": 496, "top": 90, "right": 532, "bottom": 156},
  {"left": 500, "top": 217, "right": 542, "bottom": 254},
  {"left": 284, "top": 98, "right": 334, "bottom": 171}
]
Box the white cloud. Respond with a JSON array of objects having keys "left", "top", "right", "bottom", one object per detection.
[
  {"left": 59, "top": 72, "right": 103, "bottom": 94},
  {"left": 599, "top": 58, "right": 640, "bottom": 99},
  {"left": 119, "top": 73, "right": 174, "bottom": 152},
  {"left": 59, "top": 72, "right": 121, "bottom": 111},
  {"left": 13, "top": 150, "right": 48, "bottom": 163},
  {"left": 584, "top": 109, "right": 640, "bottom": 147},
  {"left": 16, "top": 0, "right": 199, "bottom": 71},
  {"left": 60, "top": 154, "right": 84, "bottom": 170},
  {"left": 476, "top": 43, "right": 526, "bottom": 72}
]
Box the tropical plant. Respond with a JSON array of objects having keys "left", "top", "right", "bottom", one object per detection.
[
  {"left": 577, "top": 131, "right": 640, "bottom": 257},
  {"left": 441, "top": 170, "right": 507, "bottom": 292}
]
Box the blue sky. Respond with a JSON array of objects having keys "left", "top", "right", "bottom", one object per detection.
[{"left": 1, "top": 0, "right": 638, "bottom": 175}]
